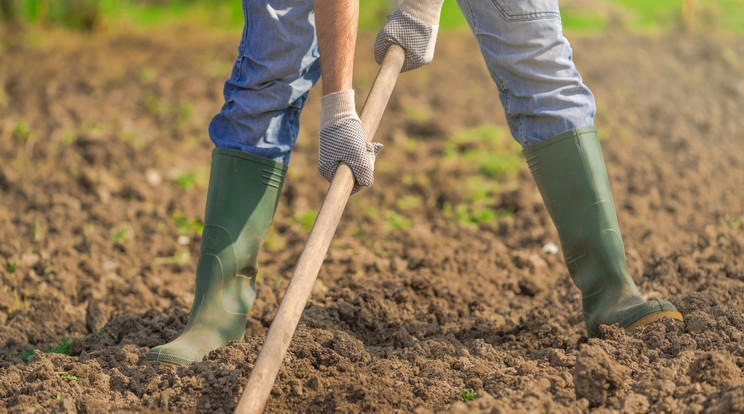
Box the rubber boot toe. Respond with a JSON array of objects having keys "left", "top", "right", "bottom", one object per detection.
[
  {"left": 589, "top": 299, "right": 682, "bottom": 337},
  {"left": 145, "top": 327, "right": 230, "bottom": 366}
]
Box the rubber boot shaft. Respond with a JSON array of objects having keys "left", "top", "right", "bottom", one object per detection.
[
  {"left": 524, "top": 126, "right": 679, "bottom": 337},
  {"left": 145, "top": 148, "right": 286, "bottom": 365}
]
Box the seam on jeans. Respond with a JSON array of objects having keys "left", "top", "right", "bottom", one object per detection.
[
  {"left": 284, "top": 105, "right": 300, "bottom": 162},
  {"left": 489, "top": 0, "right": 560, "bottom": 22},
  {"left": 496, "top": 73, "right": 522, "bottom": 145},
  {"left": 459, "top": 0, "right": 481, "bottom": 35},
  {"left": 281, "top": 107, "right": 299, "bottom": 165},
  {"left": 240, "top": 1, "right": 250, "bottom": 58}
]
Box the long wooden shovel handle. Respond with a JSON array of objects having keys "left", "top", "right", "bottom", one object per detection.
[{"left": 234, "top": 44, "right": 406, "bottom": 414}]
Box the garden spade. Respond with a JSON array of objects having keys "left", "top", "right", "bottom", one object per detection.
[{"left": 234, "top": 44, "right": 406, "bottom": 414}]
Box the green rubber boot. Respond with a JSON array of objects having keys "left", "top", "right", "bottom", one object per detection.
[
  {"left": 145, "top": 148, "right": 286, "bottom": 365},
  {"left": 524, "top": 126, "right": 682, "bottom": 338}
]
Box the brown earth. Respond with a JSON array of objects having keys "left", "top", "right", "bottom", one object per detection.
[{"left": 1, "top": 24, "right": 744, "bottom": 413}]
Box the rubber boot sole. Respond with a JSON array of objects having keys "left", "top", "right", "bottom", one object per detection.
[
  {"left": 626, "top": 311, "right": 684, "bottom": 332},
  {"left": 144, "top": 351, "right": 197, "bottom": 366}
]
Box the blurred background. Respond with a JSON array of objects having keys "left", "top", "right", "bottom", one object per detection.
[
  {"left": 1, "top": 1, "right": 744, "bottom": 412},
  {"left": 0, "top": 0, "right": 742, "bottom": 34}
]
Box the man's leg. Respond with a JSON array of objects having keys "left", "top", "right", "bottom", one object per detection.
[
  {"left": 456, "top": 0, "right": 682, "bottom": 337},
  {"left": 146, "top": 0, "right": 321, "bottom": 365}
]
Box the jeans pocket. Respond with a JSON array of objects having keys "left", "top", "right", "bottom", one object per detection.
[{"left": 489, "top": 0, "right": 560, "bottom": 21}]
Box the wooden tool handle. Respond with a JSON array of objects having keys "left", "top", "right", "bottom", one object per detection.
[{"left": 234, "top": 44, "right": 406, "bottom": 414}]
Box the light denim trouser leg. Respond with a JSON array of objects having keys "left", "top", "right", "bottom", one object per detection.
[
  {"left": 208, "top": 0, "right": 321, "bottom": 165},
  {"left": 456, "top": 0, "right": 596, "bottom": 148}
]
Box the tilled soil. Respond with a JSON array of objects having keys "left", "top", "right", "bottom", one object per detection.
[{"left": 1, "top": 25, "right": 743, "bottom": 413}]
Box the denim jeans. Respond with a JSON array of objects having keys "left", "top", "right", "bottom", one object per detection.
[
  {"left": 208, "top": 1, "right": 321, "bottom": 165},
  {"left": 208, "top": 0, "right": 596, "bottom": 163}
]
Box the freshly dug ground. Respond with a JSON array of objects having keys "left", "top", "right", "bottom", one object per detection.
[{"left": 1, "top": 25, "right": 743, "bottom": 413}]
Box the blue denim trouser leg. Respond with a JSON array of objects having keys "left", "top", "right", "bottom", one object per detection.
[
  {"left": 208, "top": 0, "right": 321, "bottom": 165},
  {"left": 456, "top": 0, "right": 596, "bottom": 148}
]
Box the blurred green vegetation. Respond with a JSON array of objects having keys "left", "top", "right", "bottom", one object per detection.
[{"left": 0, "top": 0, "right": 741, "bottom": 33}]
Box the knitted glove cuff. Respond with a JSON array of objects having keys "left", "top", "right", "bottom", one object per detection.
[
  {"left": 399, "top": 0, "right": 444, "bottom": 26},
  {"left": 320, "top": 89, "right": 358, "bottom": 130}
]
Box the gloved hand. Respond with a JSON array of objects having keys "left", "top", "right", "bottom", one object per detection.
[
  {"left": 374, "top": 0, "right": 445, "bottom": 72},
  {"left": 318, "top": 90, "right": 383, "bottom": 195}
]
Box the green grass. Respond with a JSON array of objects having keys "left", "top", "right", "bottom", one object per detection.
[
  {"left": 437, "top": 124, "right": 521, "bottom": 227},
  {"left": 14, "top": 335, "right": 73, "bottom": 362},
  {"left": 48, "top": 335, "right": 73, "bottom": 355},
  {"left": 560, "top": 10, "right": 609, "bottom": 33},
  {"left": 445, "top": 124, "right": 522, "bottom": 181}
]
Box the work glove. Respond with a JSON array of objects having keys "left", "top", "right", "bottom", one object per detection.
[
  {"left": 374, "top": 0, "right": 445, "bottom": 72},
  {"left": 318, "top": 90, "right": 383, "bottom": 195}
]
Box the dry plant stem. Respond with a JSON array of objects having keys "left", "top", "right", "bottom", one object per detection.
[{"left": 234, "top": 44, "right": 406, "bottom": 414}]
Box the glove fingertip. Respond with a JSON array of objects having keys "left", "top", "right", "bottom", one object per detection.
[{"left": 367, "top": 142, "right": 383, "bottom": 158}]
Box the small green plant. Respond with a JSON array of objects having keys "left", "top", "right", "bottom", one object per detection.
[
  {"left": 460, "top": 388, "right": 475, "bottom": 402},
  {"left": 56, "top": 395, "right": 61, "bottom": 401},
  {"left": 18, "top": 347, "right": 35, "bottom": 362},
  {"left": 174, "top": 171, "right": 206, "bottom": 190},
  {"left": 729, "top": 216, "right": 741, "bottom": 229},
  {"left": 10, "top": 291, "right": 29, "bottom": 313},
  {"left": 143, "top": 93, "right": 161, "bottom": 116},
  {"left": 402, "top": 105, "right": 432, "bottom": 123},
  {"left": 62, "top": 131, "right": 76, "bottom": 144},
  {"left": 272, "top": 278, "right": 282, "bottom": 284},
  {"left": 48, "top": 335, "right": 73, "bottom": 356},
  {"left": 177, "top": 101, "right": 194, "bottom": 126},
  {"left": 442, "top": 201, "right": 514, "bottom": 227},
  {"left": 13, "top": 121, "right": 31, "bottom": 141},
  {"left": 396, "top": 195, "right": 422, "bottom": 211},
  {"left": 110, "top": 225, "right": 129, "bottom": 243},
  {"left": 385, "top": 211, "right": 411, "bottom": 230},
  {"left": 153, "top": 251, "right": 191, "bottom": 266},
  {"left": 172, "top": 211, "right": 204, "bottom": 235},
  {"left": 7, "top": 261, "right": 17, "bottom": 273},
  {"left": 31, "top": 218, "right": 44, "bottom": 242},
  {"left": 476, "top": 153, "right": 523, "bottom": 179},
  {"left": 123, "top": 132, "right": 145, "bottom": 150},
  {"left": 425, "top": 350, "right": 441, "bottom": 360},
  {"left": 54, "top": 372, "right": 78, "bottom": 381},
  {"left": 263, "top": 228, "right": 287, "bottom": 251},
  {"left": 295, "top": 210, "right": 318, "bottom": 231},
  {"left": 139, "top": 67, "right": 155, "bottom": 84},
  {"left": 13, "top": 335, "right": 71, "bottom": 362}
]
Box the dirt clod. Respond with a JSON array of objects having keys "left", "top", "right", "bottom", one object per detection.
[{"left": 573, "top": 344, "right": 631, "bottom": 406}]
